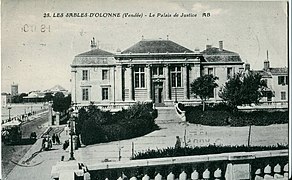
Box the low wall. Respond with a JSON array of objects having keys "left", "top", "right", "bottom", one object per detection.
[{"left": 51, "top": 149, "right": 288, "bottom": 180}]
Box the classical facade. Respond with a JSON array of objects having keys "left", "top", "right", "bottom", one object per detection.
[{"left": 71, "top": 38, "right": 244, "bottom": 107}]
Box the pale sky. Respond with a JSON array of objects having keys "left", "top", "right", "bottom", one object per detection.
[{"left": 1, "top": 0, "right": 288, "bottom": 93}]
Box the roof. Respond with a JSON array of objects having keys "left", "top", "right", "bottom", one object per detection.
[
  {"left": 253, "top": 70, "right": 272, "bottom": 78},
  {"left": 49, "top": 85, "right": 67, "bottom": 92},
  {"left": 76, "top": 48, "right": 114, "bottom": 57},
  {"left": 122, "top": 39, "right": 193, "bottom": 54},
  {"left": 201, "top": 47, "right": 242, "bottom": 63},
  {"left": 73, "top": 48, "right": 115, "bottom": 66},
  {"left": 269, "top": 67, "right": 288, "bottom": 75}
]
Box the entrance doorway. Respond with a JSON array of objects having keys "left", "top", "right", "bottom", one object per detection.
[{"left": 154, "top": 82, "right": 163, "bottom": 104}]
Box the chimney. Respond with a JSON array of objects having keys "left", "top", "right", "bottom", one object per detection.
[
  {"left": 90, "top": 37, "right": 97, "bottom": 50},
  {"left": 206, "top": 45, "right": 212, "bottom": 50},
  {"left": 245, "top": 63, "right": 250, "bottom": 71},
  {"left": 264, "top": 50, "right": 270, "bottom": 71},
  {"left": 219, "top": 41, "right": 223, "bottom": 51}
]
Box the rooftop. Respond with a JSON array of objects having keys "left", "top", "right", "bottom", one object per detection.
[
  {"left": 269, "top": 67, "right": 288, "bottom": 75},
  {"left": 122, "top": 39, "right": 193, "bottom": 54},
  {"left": 76, "top": 48, "right": 114, "bottom": 57},
  {"left": 201, "top": 47, "right": 242, "bottom": 63}
]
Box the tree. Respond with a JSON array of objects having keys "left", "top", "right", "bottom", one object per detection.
[
  {"left": 219, "top": 72, "right": 267, "bottom": 107},
  {"left": 44, "top": 92, "right": 53, "bottom": 102},
  {"left": 190, "top": 74, "right": 219, "bottom": 111},
  {"left": 52, "top": 92, "right": 71, "bottom": 112}
]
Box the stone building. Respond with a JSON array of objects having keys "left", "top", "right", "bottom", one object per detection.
[
  {"left": 252, "top": 54, "right": 288, "bottom": 103},
  {"left": 71, "top": 37, "right": 244, "bottom": 107}
]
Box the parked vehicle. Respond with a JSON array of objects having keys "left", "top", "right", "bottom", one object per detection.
[{"left": 2, "top": 120, "right": 22, "bottom": 145}]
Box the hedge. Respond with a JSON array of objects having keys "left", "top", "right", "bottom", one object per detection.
[
  {"left": 185, "top": 104, "right": 288, "bottom": 126},
  {"left": 132, "top": 144, "right": 288, "bottom": 160},
  {"left": 80, "top": 102, "right": 158, "bottom": 145}
]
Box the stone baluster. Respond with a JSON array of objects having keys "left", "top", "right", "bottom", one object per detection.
[
  {"left": 203, "top": 169, "right": 210, "bottom": 179},
  {"left": 284, "top": 163, "right": 288, "bottom": 179},
  {"left": 155, "top": 173, "right": 162, "bottom": 180},
  {"left": 117, "top": 177, "right": 123, "bottom": 180},
  {"left": 179, "top": 171, "right": 187, "bottom": 180},
  {"left": 191, "top": 170, "right": 199, "bottom": 180},
  {"left": 142, "top": 174, "right": 150, "bottom": 180},
  {"left": 214, "top": 168, "right": 222, "bottom": 180},
  {"left": 263, "top": 165, "right": 273, "bottom": 179},
  {"left": 130, "top": 176, "right": 137, "bottom": 180},
  {"left": 273, "top": 164, "right": 284, "bottom": 179},
  {"left": 105, "top": 178, "right": 109, "bottom": 180},
  {"left": 254, "top": 169, "right": 264, "bottom": 180},
  {"left": 84, "top": 171, "right": 91, "bottom": 180},
  {"left": 167, "top": 172, "right": 175, "bottom": 180}
]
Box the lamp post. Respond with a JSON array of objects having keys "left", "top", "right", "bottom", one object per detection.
[
  {"left": 8, "top": 105, "right": 11, "bottom": 121},
  {"left": 69, "top": 108, "right": 77, "bottom": 160}
]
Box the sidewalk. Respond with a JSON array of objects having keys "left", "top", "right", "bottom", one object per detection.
[{"left": 5, "top": 126, "right": 70, "bottom": 180}]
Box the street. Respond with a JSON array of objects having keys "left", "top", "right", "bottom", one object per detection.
[{"left": 1, "top": 111, "right": 49, "bottom": 179}]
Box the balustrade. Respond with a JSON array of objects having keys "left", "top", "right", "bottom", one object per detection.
[{"left": 52, "top": 150, "right": 288, "bottom": 180}]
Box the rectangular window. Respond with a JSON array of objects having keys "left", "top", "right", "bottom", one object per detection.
[
  {"left": 286, "top": 76, "right": 289, "bottom": 85},
  {"left": 278, "top": 76, "right": 285, "bottom": 85},
  {"left": 82, "top": 70, "right": 88, "bottom": 80},
  {"left": 152, "top": 66, "right": 164, "bottom": 76},
  {"left": 209, "top": 89, "right": 215, "bottom": 98},
  {"left": 152, "top": 67, "right": 157, "bottom": 75},
  {"left": 102, "top": 88, "right": 109, "bottom": 100},
  {"left": 134, "top": 67, "right": 145, "bottom": 88},
  {"left": 227, "top": 67, "right": 232, "bottom": 79},
  {"left": 82, "top": 88, "right": 89, "bottom": 101},
  {"left": 281, "top": 91, "right": 286, "bottom": 100},
  {"left": 158, "top": 67, "right": 163, "bottom": 75},
  {"left": 170, "top": 66, "right": 182, "bottom": 87},
  {"left": 102, "top": 70, "right": 108, "bottom": 80},
  {"left": 208, "top": 68, "right": 213, "bottom": 75}
]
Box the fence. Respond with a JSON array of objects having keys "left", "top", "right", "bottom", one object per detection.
[{"left": 51, "top": 149, "right": 288, "bottom": 180}]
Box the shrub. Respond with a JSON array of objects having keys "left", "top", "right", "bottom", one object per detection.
[
  {"left": 80, "top": 102, "right": 158, "bottom": 145},
  {"left": 186, "top": 105, "right": 288, "bottom": 126},
  {"left": 132, "top": 144, "right": 288, "bottom": 160}
]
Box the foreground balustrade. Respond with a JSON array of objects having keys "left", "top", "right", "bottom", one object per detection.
[{"left": 51, "top": 149, "right": 288, "bottom": 180}]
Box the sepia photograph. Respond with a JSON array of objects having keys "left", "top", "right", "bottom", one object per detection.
[{"left": 1, "top": 0, "right": 290, "bottom": 179}]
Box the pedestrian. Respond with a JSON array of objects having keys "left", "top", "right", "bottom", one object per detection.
[
  {"left": 64, "top": 125, "right": 70, "bottom": 136},
  {"left": 42, "top": 137, "right": 46, "bottom": 150},
  {"left": 52, "top": 133, "right": 56, "bottom": 144},
  {"left": 175, "top": 136, "right": 181, "bottom": 148},
  {"left": 55, "top": 134, "right": 60, "bottom": 144}
]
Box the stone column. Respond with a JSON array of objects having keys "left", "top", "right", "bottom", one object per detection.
[
  {"left": 183, "top": 64, "right": 188, "bottom": 99},
  {"left": 146, "top": 65, "right": 151, "bottom": 100},
  {"left": 115, "top": 65, "right": 123, "bottom": 101},
  {"left": 128, "top": 65, "right": 134, "bottom": 101},
  {"left": 164, "top": 65, "right": 170, "bottom": 100}
]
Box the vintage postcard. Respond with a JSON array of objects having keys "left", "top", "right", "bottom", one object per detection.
[{"left": 1, "top": 0, "right": 290, "bottom": 180}]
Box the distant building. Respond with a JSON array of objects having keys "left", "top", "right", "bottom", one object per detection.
[
  {"left": 23, "top": 85, "right": 70, "bottom": 103},
  {"left": 1, "top": 93, "right": 11, "bottom": 107},
  {"left": 252, "top": 57, "right": 288, "bottom": 103},
  {"left": 11, "top": 84, "right": 18, "bottom": 96},
  {"left": 71, "top": 37, "right": 244, "bottom": 107}
]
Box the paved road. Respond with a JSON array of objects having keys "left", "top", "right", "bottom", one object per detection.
[{"left": 1, "top": 111, "right": 49, "bottom": 179}]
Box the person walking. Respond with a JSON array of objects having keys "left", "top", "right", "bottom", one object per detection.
[
  {"left": 175, "top": 136, "right": 181, "bottom": 148},
  {"left": 52, "top": 133, "right": 56, "bottom": 144},
  {"left": 55, "top": 134, "right": 60, "bottom": 144}
]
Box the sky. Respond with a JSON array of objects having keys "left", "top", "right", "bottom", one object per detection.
[{"left": 1, "top": 0, "right": 288, "bottom": 93}]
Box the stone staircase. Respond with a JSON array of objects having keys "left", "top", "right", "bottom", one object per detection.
[{"left": 155, "top": 107, "right": 182, "bottom": 124}]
